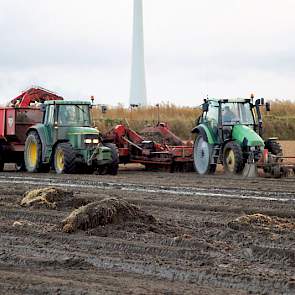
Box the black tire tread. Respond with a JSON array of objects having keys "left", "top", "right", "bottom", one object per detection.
[
  {"left": 54, "top": 142, "right": 78, "bottom": 174},
  {"left": 223, "top": 141, "right": 245, "bottom": 174},
  {"left": 265, "top": 140, "right": 283, "bottom": 156}
]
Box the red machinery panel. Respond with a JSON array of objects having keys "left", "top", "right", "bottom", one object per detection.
[
  {"left": 0, "top": 108, "right": 5, "bottom": 138},
  {"left": 6, "top": 108, "right": 16, "bottom": 136}
]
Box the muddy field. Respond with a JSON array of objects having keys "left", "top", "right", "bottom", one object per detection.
[{"left": 0, "top": 170, "right": 294, "bottom": 294}]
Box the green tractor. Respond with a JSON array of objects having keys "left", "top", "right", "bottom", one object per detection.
[
  {"left": 192, "top": 97, "right": 282, "bottom": 176},
  {"left": 24, "top": 100, "right": 118, "bottom": 175}
]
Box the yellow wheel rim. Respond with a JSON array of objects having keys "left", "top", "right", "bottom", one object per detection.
[
  {"left": 55, "top": 149, "right": 64, "bottom": 172},
  {"left": 28, "top": 141, "right": 37, "bottom": 167},
  {"left": 226, "top": 150, "right": 236, "bottom": 172}
]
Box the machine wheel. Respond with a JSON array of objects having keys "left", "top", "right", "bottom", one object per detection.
[
  {"left": 264, "top": 140, "right": 283, "bottom": 156},
  {"left": 223, "top": 141, "right": 244, "bottom": 174},
  {"left": 24, "top": 130, "right": 44, "bottom": 172},
  {"left": 54, "top": 142, "right": 78, "bottom": 174},
  {"left": 0, "top": 160, "right": 4, "bottom": 172},
  {"left": 193, "top": 134, "right": 216, "bottom": 175},
  {"left": 103, "top": 143, "right": 119, "bottom": 175}
]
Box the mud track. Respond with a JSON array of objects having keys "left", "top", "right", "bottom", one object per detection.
[{"left": 0, "top": 171, "right": 294, "bottom": 294}]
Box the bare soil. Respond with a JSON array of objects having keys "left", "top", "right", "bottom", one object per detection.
[{"left": 0, "top": 171, "right": 294, "bottom": 294}]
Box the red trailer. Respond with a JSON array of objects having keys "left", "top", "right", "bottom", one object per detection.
[
  {"left": 103, "top": 123, "right": 194, "bottom": 172},
  {"left": 0, "top": 87, "right": 63, "bottom": 171}
]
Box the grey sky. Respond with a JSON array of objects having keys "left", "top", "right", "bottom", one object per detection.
[{"left": 0, "top": 0, "right": 294, "bottom": 106}]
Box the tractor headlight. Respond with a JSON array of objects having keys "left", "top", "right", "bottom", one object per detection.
[
  {"left": 84, "top": 139, "right": 92, "bottom": 144},
  {"left": 92, "top": 138, "right": 99, "bottom": 144}
]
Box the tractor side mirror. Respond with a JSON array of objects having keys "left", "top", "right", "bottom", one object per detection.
[
  {"left": 265, "top": 102, "right": 271, "bottom": 112},
  {"left": 202, "top": 102, "right": 209, "bottom": 112}
]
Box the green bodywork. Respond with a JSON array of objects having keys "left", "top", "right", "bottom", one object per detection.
[
  {"left": 232, "top": 125, "right": 264, "bottom": 147},
  {"left": 27, "top": 100, "right": 113, "bottom": 167}
]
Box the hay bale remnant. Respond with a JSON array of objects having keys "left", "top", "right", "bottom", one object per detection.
[
  {"left": 228, "top": 213, "right": 295, "bottom": 230},
  {"left": 62, "top": 197, "right": 156, "bottom": 233},
  {"left": 20, "top": 187, "right": 81, "bottom": 209}
]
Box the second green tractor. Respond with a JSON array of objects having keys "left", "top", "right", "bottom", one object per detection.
[{"left": 192, "top": 97, "right": 282, "bottom": 175}]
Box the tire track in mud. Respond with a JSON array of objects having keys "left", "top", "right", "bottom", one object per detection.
[
  {"left": 0, "top": 175, "right": 294, "bottom": 203},
  {"left": 0, "top": 175, "right": 295, "bottom": 294},
  {"left": 0, "top": 232, "right": 294, "bottom": 295}
]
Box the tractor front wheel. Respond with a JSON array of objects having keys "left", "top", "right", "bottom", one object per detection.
[
  {"left": 54, "top": 142, "right": 78, "bottom": 174},
  {"left": 223, "top": 141, "right": 244, "bottom": 174},
  {"left": 193, "top": 134, "right": 216, "bottom": 175}
]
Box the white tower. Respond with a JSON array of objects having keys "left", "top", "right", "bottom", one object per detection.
[{"left": 130, "top": 0, "right": 147, "bottom": 106}]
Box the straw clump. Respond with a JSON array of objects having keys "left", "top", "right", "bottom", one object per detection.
[
  {"left": 62, "top": 197, "right": 156, "bottom": 233},
  {"left": 21, "top": 187, "right": 75, "bottom": 209},
  {"left": 228, "top": 213, "right": 295, "bottom": 230}
]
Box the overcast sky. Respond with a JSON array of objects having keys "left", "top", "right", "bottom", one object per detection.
[{"left": 0, "top": 0, "right": 294, "bottom": 106}]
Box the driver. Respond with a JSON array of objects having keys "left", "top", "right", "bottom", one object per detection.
[
  {"left": 223, "top": 106, "right": 236, "bottom": 122},
  {"left": 59, "top": 106, "right": 76, "bottom": 124}
]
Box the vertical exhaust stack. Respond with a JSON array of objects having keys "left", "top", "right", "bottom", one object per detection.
[{"left": 130, "top": 0, "right": 147, "bottom": 107}]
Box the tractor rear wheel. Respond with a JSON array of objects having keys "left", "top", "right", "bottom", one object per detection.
[
  {"left": 103, "top": 143, "right": 119, "bottom": 175},
  {"left": 193, "top": 134, "right": 216, "bottom": 175},
  {"left": 0, "top": 160, "right": 4, "bottom": 172},
  {"left": 54, "top": 142, "right": 78, "bottom": 174},
  {"left": 223, "top": 141, "right": 244, "bottom": 174},
  {"left": 24, "top": 131, "right": 44, "bottom": 172}
]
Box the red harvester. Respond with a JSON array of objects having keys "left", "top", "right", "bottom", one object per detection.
[
  {"left": 0, "top": 87, "right": 63, "bottom": 170},
  {"left": 103, "top": 123, "right": 194, "bottom": 172}
]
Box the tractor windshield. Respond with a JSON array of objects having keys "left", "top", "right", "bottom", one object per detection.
[
  {"left": 222, "top": 102, "right": 254, "bottom": 125},
  {"left": 58, "top": 105, "right": 91, "bottom": 127}
]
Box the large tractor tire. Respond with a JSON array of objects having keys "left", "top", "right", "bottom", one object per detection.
[
  {"left": 24, "top": 130, "right": 48, "bottom": 172},
  {"left": 0, "top": 160, "right": 4, "bottom": 172},
  {"left": 193, "top": 134, "right": 216, "bottom": 175},
  {"left": 103, "top": 143, "right": 119, "bottom": 175},
  {"left": 223, "top": 141, "right": 245, "bottom": 174},
  {"left": 54, "top": 142, "right": 78, "bottom": 174},
  {"left": 264, "top": 140, "right": 283, "bottom": 156}
]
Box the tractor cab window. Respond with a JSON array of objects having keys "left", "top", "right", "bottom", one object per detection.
[
  {"left": 203, "top": 101, "right": 219, "bottom": 134},
  {"left": 222, "top": 103, "right": 254, "bottom": 125},
  {"left": 58, "top": 105, "right": 90, "bottom": 127},
  {"left": 46, "top": 105, "right": 55, "bottom": 125},
  {"left": 203, "top": 101, "right": 219, "bottom": 124}
]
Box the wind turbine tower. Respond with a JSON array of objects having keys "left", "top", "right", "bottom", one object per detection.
[{"left": 130, "top": 0, "right": 147, "bottom": 106}]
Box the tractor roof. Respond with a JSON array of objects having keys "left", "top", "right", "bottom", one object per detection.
[
  {"left": 44, "top": 100, "right": 91, "bottom": 106},
  {"left": 207, "top": 98, "right": 252, "bottom": 104}
]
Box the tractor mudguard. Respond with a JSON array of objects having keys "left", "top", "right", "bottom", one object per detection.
[{"left": 192, "top": 124, "right": 215, "bottom": 144}]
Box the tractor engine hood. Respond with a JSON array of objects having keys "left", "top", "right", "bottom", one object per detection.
[
  {"left": 232, "top": 125, "right": 264, "bottom": 147},
  {"left": 67, "top": 127, "right": 99, "bottom": 136}
]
